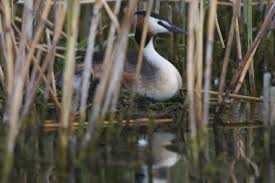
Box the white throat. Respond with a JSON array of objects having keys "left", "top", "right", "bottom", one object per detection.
[{"left": 137, "top": 38, "right": 182, "bottom": 100}]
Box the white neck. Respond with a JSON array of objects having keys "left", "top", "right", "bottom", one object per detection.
[
  {"left": 143, "top": 39, "right": 167, "bottom": 68},
  {"left": 138, "top": 38, "right": 182, "bottom": 101}
]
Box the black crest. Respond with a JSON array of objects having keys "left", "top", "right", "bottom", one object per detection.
[{"left": 135, "top": 11, "right": 169, "bottom": 22}]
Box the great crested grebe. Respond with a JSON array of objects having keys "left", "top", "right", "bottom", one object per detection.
[{"left": 74, "top": 11, "right": 186, "bottom": 101}]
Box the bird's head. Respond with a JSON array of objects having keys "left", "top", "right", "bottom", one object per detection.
[{"left": 135, "top": 11, "right": 187, "bottom": 35}]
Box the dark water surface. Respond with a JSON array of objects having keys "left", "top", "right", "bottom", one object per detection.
[{"left": 4, "top": 119, "right": 275, "bottom": 183}]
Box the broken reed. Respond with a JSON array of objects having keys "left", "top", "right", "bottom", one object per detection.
[{"left": 0, "top": 0, "right": 274, "bottom": 182}]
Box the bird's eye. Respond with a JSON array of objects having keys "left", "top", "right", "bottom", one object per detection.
[{"left": 157, "top": 21, "right": 164, "bottom": 25}]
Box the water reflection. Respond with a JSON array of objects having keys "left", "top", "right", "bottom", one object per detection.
[
  {"left": 3, "top": 123, "right": 275, "bottom": 183},
  {"left": 136, "top": 132, "right": 181, "bottom": 183}
]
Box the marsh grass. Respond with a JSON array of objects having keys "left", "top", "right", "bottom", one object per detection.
[{"left": 0, "top": 0, "right": 274, "bottom": 182}]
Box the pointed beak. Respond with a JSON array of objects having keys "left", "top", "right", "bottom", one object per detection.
[
  {"left": 165, "top": 23, "right": 187, "bottom": 35},
  {"left": 158, "top": 21, "right": 187, "bottom": 35}
]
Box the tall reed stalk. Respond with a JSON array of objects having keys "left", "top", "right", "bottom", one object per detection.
[
  {"left": 130, "top": 0, "right": 153, "bottom": 117},
  {"left": 194, "top": 0, "right": 204, "bottom": 126},
  {"left": 186, "top": 0, "right": 197, "bottom": 139},
  {"left": 218, "top": 0, "right": 239, "bottom": 103},
  {"left": 203, "top": 0, "right": 217, "bottom": 126},
  {"left": 1, "top": 1, "right": 52, "bottom": 182},
  {"left": 79, "top": 1, "right": 103, "bottom": 122},
  {"left": 1, "top": 0, "right": 14, "bottom": 97},
  {"left": 60, "top": 0, "right": 80, "bottom": 150},
  {"left": 247, "top": 0, "right": 257, "bottom": 96}
]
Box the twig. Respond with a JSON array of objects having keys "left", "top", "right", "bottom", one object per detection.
[
  {"left": 181, "top": 88, "right": 262, "bottom": 102},
  {"left": 14, "top": 16, "right": 68, "bottom": 38}
]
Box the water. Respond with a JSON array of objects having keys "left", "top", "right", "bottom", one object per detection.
[{"left": 4, "top": 118, "right": 275, "bottom": 183}]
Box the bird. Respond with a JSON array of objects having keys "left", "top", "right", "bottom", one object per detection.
[{"left": 73, "top": 11, "right": 187, "bottom": 101}]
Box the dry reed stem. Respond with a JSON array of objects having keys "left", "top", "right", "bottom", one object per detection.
[
  {"left": 1, "top": 1, "right": 51, "bottom": 181},
  {"left": 234, "top": 0, "right": 242, "bottom": 61},
  {"left": 194, "top": 0, "right": 204, "bottom": 125},
  {"left": 168, "top": 3, "right": 173, "bottom": 59},
  {"left": 100, "top": 0, "right": 122, "bottom": 115},
  {"left": 0, "top": 17, "right": 8, "bottom": 95},
  {"left": 233, "top": 41, "right": 260, "bottom": 93},
  {"left": 20, "top": 3, "right": 66, "bottom": 117},
  {"left": 182, "top": 89, "right": 262, "bottom": 102},
  {"left": 44, "top": 117, "right": 174, "bottom": 130},
  {"left": 15, "top": 17, "right": 68, "bottom": 38},
  {"left": 263, "top": 73, "right": 271, "bottom": 125},
  {"left": 186, "top": 0, "right": 197, "bottom": 138},
  {"left": 15, "top": 0, "right": 55, "bottom": 114},
  {"left": 26, "top": 51, "right": 61, "bottom": 108},
  {"left": 101, "top": 1, "right": 138, "bottom": 113},
  {"left": 235, "top": 20, "right": 242, "bottom": 60},
  {"left": 83, "top": 0, "right": 137, "bottom": 145},
  {"left": 8, "top": 5, "right": 63, "bottom": 116},
  {"left": 102, "top": 0, "right": 120, "bottom": 32},
  {"left": 43, "top": 120, "right": 264, "bottom": 131},
  {"left": 247, "top": 0, "right": 257, "bottom": 96},
  {"left": 60, "top": 0, "right": 80, "bottom": 148},
  {"left": 232, "top": 4, "right": 275, "bottom": 94},
  {"left": 79, "top": 1, "right": 103, "bottom": 121},
  {"left": 17, "top": 1, "right": 51, "bottom": 85},
  {"left": 23, "top": 0, "right": 34, "bottom": 40},
  {"left": 5, "top": 0, "right": 51, "bottom": 154},
  {"left": 126, "top": 0, "right": 153, "bottom": 122},
  {"left": 88, "top": 0, "right": 122, "bottom": 117},
  {"left": 203, "top": 0, "right": 217, "bottom": 125},
  {"left": 131, "top": 0, "right": 153, "bottom": 107},
  {"left": 134, "top": 0, "right": 153, "bottom": 78},
  {"left": 2, "top": 0, "right": 14, "bottom": 97},
  {"left": 214, "top": 3, "right": 274, "bottom": 118},
  {"left": 36, "top": 45, "right": 65, "bottom": 59},
  {"left": 100, "top": 0, "right": 138, "bottom": 115},
  {"left": 215, "top": 17, "right": 225, "bottom": 48},
  {"left": 218, "top": 0, "right": 239, "bottom": 103},
  {"left": 0, "top": 65, "right": 4, "bottom": 87}
]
